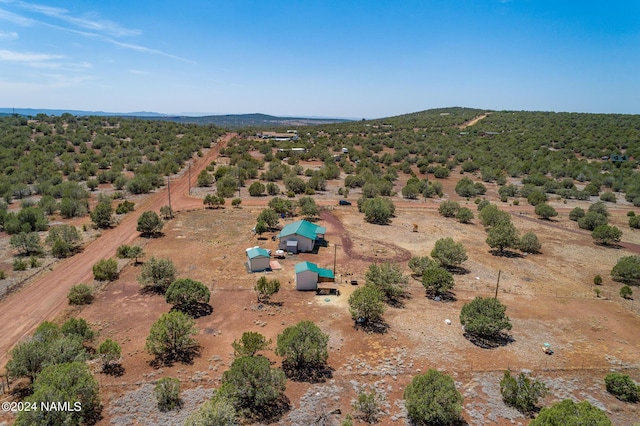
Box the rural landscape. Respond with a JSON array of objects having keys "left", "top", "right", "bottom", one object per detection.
[{"left": 1, "top": 107, "right": 640, "bottom": 425}]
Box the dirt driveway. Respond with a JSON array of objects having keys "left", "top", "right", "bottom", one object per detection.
[{"left": 0, "top": 134, "right": 235, "bottom": 370}]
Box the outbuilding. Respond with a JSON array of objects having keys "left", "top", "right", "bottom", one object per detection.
[
  {"left": 277, "top": 220, "right": 326, "bottom": 253},
  {"left": 295, "top": 261, "right": 335, "bottom": 291},
  {"left": 246, "top": 247, "right": 271, "bottom": 272}
]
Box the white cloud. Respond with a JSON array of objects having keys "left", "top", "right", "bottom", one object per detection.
[
  {"left": 13, "top": 1, "right": 141, "bottom": 37},
  {"left": 29, "top": 60, "right": 92, "bottom": 71},
  {"left": 0, "top": 1, "right": 193, "bottom": 63},
  {"left": 0, "top": 48, "right": 63, "bottom": 61},
  {"left": 0, "top": 30, "right": 18, "bottom": 40},
  {"left": 0, "top": 7, "right": 35, "bottom": 25},
  {"left": 130, "top": 69, "right": 149, "bottom": 75}
]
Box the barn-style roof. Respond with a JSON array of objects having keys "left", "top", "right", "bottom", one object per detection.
[
  {"left": 294, "top": 261, "right": 334, "bottom": 279},
  {"left": 246, "top": 247, "right": 270, "bottom": 259},
  {"left": 277, "top": 220, "right": 325, "bottom": 240}
]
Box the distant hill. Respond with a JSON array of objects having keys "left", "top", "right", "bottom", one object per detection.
[
  {"left": 150, "top": 113, "right": 351, "bottom": 128},
  {"left": 0, "top": 108, "right": 166, "bottom": 117},
  {"left": 0, "top": 109, "right": 351, "bottom": 128}
]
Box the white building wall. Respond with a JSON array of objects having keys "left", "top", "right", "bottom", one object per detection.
[
  {"left": 249, "top": 257, "right": 270, "bottom": 272},
  {"left": 296, "top": 270, "right": 318, "bottom": 291}
]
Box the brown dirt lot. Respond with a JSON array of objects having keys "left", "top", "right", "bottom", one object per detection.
[{"left": 2, "top": 155, "right": 640, "bottom": 424}]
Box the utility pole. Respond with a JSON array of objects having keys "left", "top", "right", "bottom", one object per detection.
[
  {"left": 494, "top": 270, "right": 501, "bottom": 299},
  {"left": 167, "top": 175, "right": 172, "bottom": 212},
  {"left": 188, "top": 163, "right": 191, "bottom": 195}
]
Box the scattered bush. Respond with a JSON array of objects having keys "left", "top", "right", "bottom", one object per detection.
[
  {"left": 232, "top": 331, "right": 271, "bottom": 358},
  {"left": 154, "top": 377, "right": 182, "bottom": 411},
  {"left": 620, "top": 285, "right": 633, "bottom": 299},
  {"left": 593, "top": 274, "right": 603, "bottom": 286},
  {"left": 500, "top": 370, "right": 547, "bottom": 415},
  {"left": 529, "top": 399, "right": 612, "bottom": 425},
  {"left": 438, "top": 200, "right": 460, "bottom": 218},
  {"left": 591, "top": 224, "right": 622, "bottom": 245},
  {"left": 92, "top": 258, "right": 118, "bottom": 281},
  {"left": 276, "top": 320, "right": 329, "bottom": 379},
  {"left": 534, "top": 203, "right": 558, "bottom": 220},
  {"left": 165, "top": 278, "right": 211, "bottom": 314},
  {"left": 352, "top": 389, "right": 381, "bottom": 424},
  {"left": 146, "top": 310, "right": 199, "bottom": 363},
  {"left": 604, "top": 372, "right": 638, "bottom": 402},
  {"left": 349, "top": 284, "right": 386, "bottom": 326},
  {"left": 611, "top": 255, "right": 640, "bottom": 284},
  {"left": 456, "top": 207, "right": 474, "bottom": 223},
  {"left": 67, "top": 284, "right": 94, "bottom": 305},
  {"left": 138, "top": 257, "right": 177, "bottom": 293},
  {"left": 569, "top": 207, "right": 585, "bottom": 221},
  {"left": 137, "top": 211, "right": 164, "bottom": 236},
  {"left": 460, "top": 297, "right": 512, "bottom": 341},
  {"left": 404, "top": 369, "right": 463, "bottom": 425},
  {"left": 422, "top": 266, "right": 455, "bottom": 297},
  {"left": 13, "top": 258, "right": 27, "bottom": 271},
  {"left": 254, "top": 276, "right": 280, "bottom": 303},
  {"left": 431, "top": 237, "right": 467, "bottom": 268},
  {"left": 519, "top": 232, "right": 542, "bottom": 253}
]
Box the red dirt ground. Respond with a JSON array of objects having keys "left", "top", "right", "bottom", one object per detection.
[{"left": 2, "top": 134, "right": 640, "bottom": 425}]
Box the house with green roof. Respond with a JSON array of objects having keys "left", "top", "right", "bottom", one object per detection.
[
  {"left": 277, "top": 219, "right": 326, "bottom": 253},
  {"left": 295, "top": 261, "right": 334, "bottom": 291}
]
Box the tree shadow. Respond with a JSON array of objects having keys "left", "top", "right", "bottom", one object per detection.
[
  {"left": 141, "top": 231, "right": 165, "bottom": 238},
  {"left": 139, "top": 286, "right": 164, "bottom": 296},
  {"left": 102, "top": 363, "right": 125, "bottom": 377},
  {"left": 426, "top": 291, "right": 457, "bottom": 303},
  {"left": 354, "top": 318, "right": 389, "bottom": 334},
  {"left": 282, "top": 362, "right": 334, "bottom": 384},
  {"left": 445, "top": 265, "right": 470, "bottom": 275},
  {"left": 245, "top": 395, "right": 290, "bottom": 424},
  {"left": 175, "top": 303, "right": 213, "bottom": 319},
  {"left": 463, "top": 332, "right": 515, "bottom": 349},
  {"left": 149, "top": 345, "right": 201, "bottom": 368},
  {"left": 593, "top": 241, "right": 623, "bottom": 249},
  {"left": 9, "top": 379, "right": 33, "bottom": 399},
  {"left": 489, "top": 249, "right": 523, "bottom": 258}
]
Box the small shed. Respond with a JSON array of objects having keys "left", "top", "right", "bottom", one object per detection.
[
  {"left": 246, "top": 247, "right": 271, "bottom": 272},
  {"left": 295, "top": 261, "right": 334, "bottom": 291}
]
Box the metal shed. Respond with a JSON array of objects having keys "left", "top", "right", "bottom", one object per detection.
[{"left": 246, "top": 247, "right": 271, "bottom": 272}]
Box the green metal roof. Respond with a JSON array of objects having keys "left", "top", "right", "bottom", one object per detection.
[
  {"left": 246, "top": 247, "right": 270, "bottom": 259},
  {"left": 277, "top": 220, "right": 324, "bottom": 240},
  {"left": 294, "top": 261, "right": 334, "bottom": 279}
]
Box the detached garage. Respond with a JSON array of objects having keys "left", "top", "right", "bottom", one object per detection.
[
  {"left": 295, "top": 261, "right": 334, "bottom": 291},
  {"left": 246, "top": 247, "right": 271, "bottom": 272}
]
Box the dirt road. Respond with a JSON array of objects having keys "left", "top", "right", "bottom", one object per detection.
[
  {"left": 458, "top": 113, "right": 490, "bottom": 129},
  {"left": 0, "top": 133, "right": 235, "bottom": 370}
]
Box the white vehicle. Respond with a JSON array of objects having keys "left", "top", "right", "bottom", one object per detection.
[{"left": 274, "top": 249, "right": 286, "bottom": 259}]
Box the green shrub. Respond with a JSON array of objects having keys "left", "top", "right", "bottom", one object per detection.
[
  {"left": 620, "top": 285, "right": 633, "bottom": 299},
  {"left": 92, "top": 258, "right": 118, "bottom": 281},
  {"left": 67, "top": 284, "right": 94, "bottom": 305},
  {"left": 604, "top": 372, "right": 638, "bottom": 402},
  {"left": 13, "top": 258, "right": 27, "bottom": 271},
  {"left": 500, "top": 370, "right": 547, "bottom": 415},
  {"left": 611, "top": 256, "right": 640, "bottom": 284},
  {"left": 593, "top": 274, "right": 603, "bottom": 286},
  {"left": 154, "top": 377, "right": 182, "bottom": 411}
]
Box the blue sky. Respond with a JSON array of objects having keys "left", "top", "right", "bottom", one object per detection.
[{"left": 0, "top": 0, "right": 638, "bottom": 118}]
